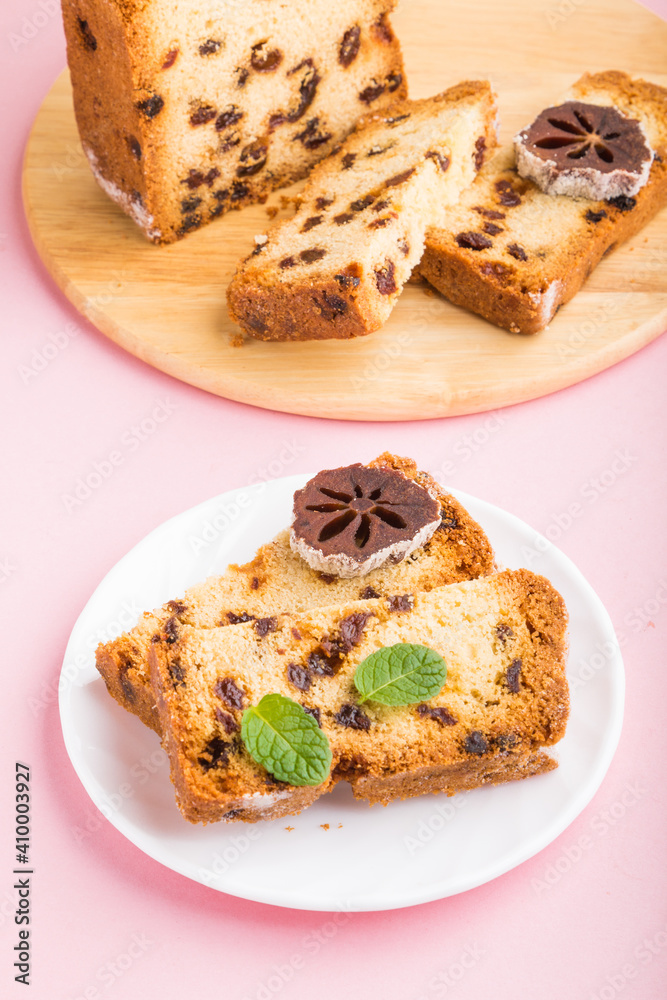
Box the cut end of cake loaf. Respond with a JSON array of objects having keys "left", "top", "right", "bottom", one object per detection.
[
  {"left": 149, "top": 568, "right": 569, "bottom": 824},
  {"left": 419, "top": 71, "right": 667, "bottom": 334},
  {"left": 62, "top": 0, "right": 406, "bottom": 243},
  {"left": 95, "top": 453, "right": 495, "bottom": 732},
  {"left": 226, "top": 81, "right": 498, "bottom": 340}
]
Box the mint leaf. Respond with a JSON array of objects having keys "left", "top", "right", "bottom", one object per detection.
[
  {"left": 354, "top": 643, "right": 447, "bottom": 706},
  {"left": 241, "top": 693, "right": 332, "bottom": 787}
]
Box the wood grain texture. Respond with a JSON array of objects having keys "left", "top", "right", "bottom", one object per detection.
[{"left": 22, "top": 0, "right": 667, "bottom": 421}]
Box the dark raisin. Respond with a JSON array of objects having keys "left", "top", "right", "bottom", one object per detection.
[
  {"left": 426, "top": 150, "right": 450, "bottom": 173},
  {"left": 483, "top": 222, "right": 503, "bottom": 236},
  {"left": 227, "top": 611, "right": 255, "bottom": 624},
  {"left": 341, "top": 152, "right": 357, "bottom": 170},
  {"left": 317, "top": 292, "right": 348, "bottom": 320},
  {"left": 334, "top": 271, "right": 361, "bottom": 289},
  {"left": 495, "top": 733, "right": 517, "bottom": 751},
  {"left": 303, "top": 706, "right": 321, "bottom": 726},
  {"left": 287, "top": 663, "right": 311, "bottom": 691},
  {"left": 439, "top": 514, "right": 459, "bottom": 530},
  {"left": 385, "top": 113, "right": 411, "bottom": 127},
  {"left": 237, "top": 140, "right": 268, "bottom": 177},
  {"left": 178, "top": 213, "right": 202, "bottom": 236},
  {"left": 495, "top": 180, "right": 521, "bottom": 207},
  {"left": 474, "top": 136, "right": 487, "bottom": 171},
  {"left": 417, "top": 704, "right": 457, "bottom": 726},
  {"left": 251, "top": 576, "right": 260, "bottom": 590},
  {"left": 223, "top": 809, "right": 242, "bottom": 819},
  {"left": 78, "top": 17, "right": 97, "bottom": 51},
  {"left": 464, "top": 731, "right": 489, "bottom": 755},
  {"left": 316, "top": 196, "right": 334, "bottom": 210},
  {"left": 398, "top": 239, "right": 410, "bottom": 256},
  {"left": 169, "top": 658, "right": 185, "bottom": 685},
  {"left": 308, "top": 649, "right": 339, "bottom": 677},
  {"left": 216, "top": 106, "right": 243, "bottom": 131},
  {"left": 473, "top": 206, "right": 505, "bottom": 220},
  {"left": 359, "top": 80, "right": 386, "bottom": 105},
  {"left": 190, "top": 105, "right": 217, "bottom": 127},
  {"left": 284, "top": 58, "right": 320, "bottom": 122},
  {"left": 119, "top": 666, "right": 136, "bottom": 703},
  {"left": 180, "top": 196, "right": 201, "bottom": 214},
  {"left": 291, "top": 628, "right": 302, "bottom": 641},
  {"left": 495, "top": 624, "right": 515, "bottom": 644},
  {"left": 162, "top": 48, "right": 179, "bottom": 69},
  {"left": 455, "top": 231, "right": 493, "bottom": 250},
  {"left": 585, "top": 209, "right": 607, "bottom": 223},
  {"left": 506, "top": 658, "right": 522, "bottom": 693},
  {"left": 294, "top": 118, "right": 333, "bottom": 150},
  {"left": 251, "top": 42, "right": 283, "bottom": 72},
  {"left": 339, "top": 612, "right": 372, "bottom": 649},
  {"left": 369, "top": 217, "right": 394, "bottom": 229},
  {"left": 372, "top": 199, "right": 390, "bottom": 212},
  {"left": 388, "top": 594, "right": 412, "bottom": 613},
  {"left": 301, "top": 216, "right": 323, "bottom": 233},
  {"left": 215, "top": 707, "right": 240, "bottom": 734},
  {"left": 375, "top": 261, "right": 397, "bottom": 295},
  {"left": 351, "top": 194, "right": 375, "bottom": 212},
  {"left": 163, "top": 616, "right": 179, "bottom": 644},
  {"left": 214, "top": 677, "right": 245, "bottom": 710},
  {"left": 127, "top": 136, "right": 142, "bottom": 160},
  {"left": 361, "top": 586, "right": 380, "bottom": 599},
  {"left": 236, "top": 67, "right": 249, "bottom": 88},
  {"left": 230, "top": 181, "right": 249, "bottom": 201},
  {"left": 199, "top": 39, "right": 222, "bottom": 56},
  {"left": 300, "top": 248, "right": 327, "bottom": 263},
  {"left": 136, "top": 95, "right": 164, "bottom": 119},
  {"left": 387, "top": 72, "right": 403, "bottom": 92},
  {"left": 219, "top": 131, "right": 241, "bottom": 153},
  {"left": 334, "top": 212, "right": 355, "bottom": 225},
  {"left": 373, "top": 13, "right": 394, "bottom": 43},
  {"left": 319, "top": 573, "right": 337, "bottom": 584},
  {"left": 334, "top": 704, "right": 371, "bottom": 730},
  {"left": 507, "top": 243, "right": 528, "bottom": 261},
  {"left": 606, "top": 195, "right": 636, "bottom": 212},
  {"left": 339, "top": 25, "right": 361, "bottom": 67},
  {"left": 181, "top": 167, "right": 219, "bottom": 190},
  {"left": 197, "top": 737, "right": 230, "bottom": 771},
  {"left": 480, "top": 262, "right": 510, "bottom": 278},
  {"left": 385, "top": 168, "right": 415, "bottom": 188},
  {"left": 269, "top": 112, "right": 287, "bottom": 131},
  {"left": 214, "top": 189, "right": 229, "bottom": 203},
  {"left": 254, "top": 616, "right": 277, "bottom": 637},
  {"left": 280, "top": 256, "right": 297, "bottom": 269},
  {"left": 367, "top": 144, "right": 393, "bottom": 157}
]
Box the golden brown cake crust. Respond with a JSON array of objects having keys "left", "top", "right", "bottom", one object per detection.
[
  {"left": 62, "top": 0, "right": 406, "bottom": 243},
  {"left": 95, "top": 453, "right": 495, "bottom": 731},
  {"left": 149, "top": 569, "right": 569, "bottom": 824},
  {"left": 418, "top": 71, "right": 667, "bottom": 334}
]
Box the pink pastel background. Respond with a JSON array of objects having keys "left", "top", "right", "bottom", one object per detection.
[{"left": 2, "top": 1, "right": 667, "bottom": 997}]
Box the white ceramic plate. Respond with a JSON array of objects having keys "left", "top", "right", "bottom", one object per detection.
[{"left": 59, "top": 475, "right": 624, "bottom": 912}]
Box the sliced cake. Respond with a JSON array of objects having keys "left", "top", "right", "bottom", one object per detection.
[
  {"left": 61, "top": 0, "right": 406, "bottom": 243},
  {"left": 226, "top": 81, "right": 498, "bottom": 340},
  {"left": 418, "top": 71, "right": 667, "bottom": 334},
  {"left": 149, "top": 569, "right": 569, "bottom": 824},
  {"left": 96, "top": 453, "right": 495, "bottom": 732}
]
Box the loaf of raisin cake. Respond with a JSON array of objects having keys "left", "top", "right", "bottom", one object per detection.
[
  {"left": 227, "top": 81, "right": 498, "bottom": 340},
  {"left": 418, "top": 72, "right": 667, "bottom": 334},
  {"left": 96, "top": 453, "right": 494, "bottom": 732},
  {"left": 61, "top": 0, "right": 406, "bottom": 243},
  {"left": 149, "top": 569, "right": 569, "bottom": 824}
]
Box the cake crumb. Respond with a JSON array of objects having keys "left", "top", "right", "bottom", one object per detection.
[
  {"left": 230, "top": 334, "right": 245, "bottom": 348},
  {"left": 265, "top": 205, "right": 279, "bottom": 219},
  {"left": 337, "top": 823, "right": 343, "bottom": 829},
  {"left": 285, "top": 826, "right": 295, "bottom": 832},
  {"left": 320, "top": 823, "right": 330, "bottom": 831}
]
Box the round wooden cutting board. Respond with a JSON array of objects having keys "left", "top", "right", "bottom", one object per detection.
[{"left": 22, "top": 0, "right": 667, "bottom": 421}]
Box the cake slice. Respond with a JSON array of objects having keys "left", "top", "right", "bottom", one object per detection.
[
  {"left": 96, "top": 453, "right": 495, "bottom": 732},
  {"left": 149, "top": 569, "right": 569, "bottom": 824},
  {"left": 226, "top": 81, "right": 498, "bottom": 340},
  {"left": 61, "top": 0, "right": 406, "bottom": 243},
  {"left": 418, "top": 71, "right": 667, "bottom": 334}
]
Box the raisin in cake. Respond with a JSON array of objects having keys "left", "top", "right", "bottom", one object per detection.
[
  {"left": 96, "top": 453, "right": 494, "bottom": 732},
  {"left": 61, "top": 0, "right": 406, "bottom": 243},
  {"left": 418, "top": 72, "right": 667, "bottom": 334},
  {"left": 149, "top": 569, "right": 569, "bottom": 824},
  {"left": 227, "top": 81, "right": 498, "bottom": 340}
]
